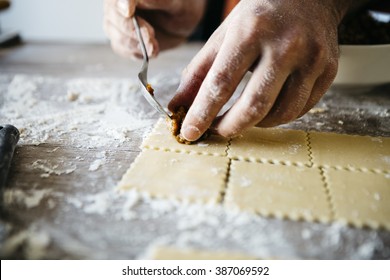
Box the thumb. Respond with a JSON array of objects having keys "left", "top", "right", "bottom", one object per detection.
[{"left": 116, "top": 0, "right": 136, "bottom": 17}]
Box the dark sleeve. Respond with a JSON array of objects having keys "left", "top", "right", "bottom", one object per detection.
[
  {"left": 346, "top": 0, "right": 383, "bottom": 15},
  {"left": 189, "top": 0, "right": 224, "bottom": 41}
]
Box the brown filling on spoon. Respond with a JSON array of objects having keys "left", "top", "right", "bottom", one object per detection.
[{"left": 146, "top": 83, "right": 154, "bottom": 96}]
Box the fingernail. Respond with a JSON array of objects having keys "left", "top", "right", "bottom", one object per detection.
[
  {"left": 181, "top": 125, "right": 201, "bottom": 141},
  {"left": 117, "top": 0, "right": 130, "bottom": 17}
]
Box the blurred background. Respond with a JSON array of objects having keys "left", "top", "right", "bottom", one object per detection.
[
  {"left": 1, "top": 0, "right": 106, "bottom": 43},
  {"left": 0, "top": 0, "right": 226, "bottom": 44}
]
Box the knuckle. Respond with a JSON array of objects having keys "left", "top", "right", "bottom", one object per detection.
[
  {"left": 209, "top": 70, "right": 232, "bottom": 89},
  {"left": 311, "top": 41, "right": 327, "bottom": 61},
  {"left": 206, "top": 70, "right": 235, "bottom": 103},
  {"left": 189, "top": 102, "right": 212, "bottom": 124},
  {"left": 122, "top": 34, "right": 138, "bottom": 49},
  {"left": 305, "top": 42, "right": 328, "bottom": 71},
  {"left": 277, "top": 34, "right": 305, "bottom": 58},
  {"left": 224, "top": 45, "right": 245, "bottom": 71},
  {"left": 244, "top": 94, "right": 271, "bottom": 120},
  {"left": 179, "top": 67, "right": 203, "bottom": 92},
  {"left": 118, "top": 16, "right": 130, "bottom": 31},
  {"left": 118, "top": 35, "right": 130, "bottom": 48}
]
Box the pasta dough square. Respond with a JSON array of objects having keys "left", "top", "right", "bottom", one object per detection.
[
  {"left": 142, "top": 119, "right": 230, "bottom": 156},
  {"left": 310, "top": 132, "right": 390, "bottom": 172},
  {"left": 228, "top": 127, "right": 310, "bottom": 166},
  {"left": 325, "top": 169, "right": 390, "bottom": 230},
  {"left": 118, "top": 149, "right": 229, "bottom": 203},
  {"left": 225, "top": 160, "right": 331, "bottom": 222}
]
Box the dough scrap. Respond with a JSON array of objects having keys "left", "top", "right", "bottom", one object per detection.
[
  {"left": 118, "top": 149, "right": 229, "bottom": 203},
  {"left": 310, "top": 131, "right": 390, "bottom": 172},
  {"left": 228, "top": 127, "right": 310, "bottom": 166},
  {"left": 225, "top": 160, "right": 331, "bottom": 222},
  {"left": 142, "top": 119, "right": 229, "bottom": 156},
  {"left": 324, "top": 169, "right": 390, "bottom": 230},
  {"left": 147, "top": 245, "right": 257, "bottom": 260}
]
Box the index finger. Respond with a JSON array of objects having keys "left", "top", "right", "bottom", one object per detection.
[{"left": 180, "top": 32, "right": 260, "bottom": 141}]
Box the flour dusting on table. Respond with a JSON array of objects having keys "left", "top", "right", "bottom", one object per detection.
[{"left": 1, "top": 73, "right": 389, "bottom": 260}]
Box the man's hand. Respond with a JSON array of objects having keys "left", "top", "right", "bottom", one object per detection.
[
  {"left": 168, "top": 0, "right": 351, "bottom": 141},
  {"left": 104, "top": 0, "right": 206, "bottom": 59}
]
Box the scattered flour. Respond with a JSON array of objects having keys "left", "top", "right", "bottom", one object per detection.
[
  {"left": 67, "top": 90, "right": 80, "bottom": 102},
  {"left": 66, "top": 197, "right": 83, "bottom": 209},
  {"left": 83, "top": 191, "right": 113, "bottom": 215},
  {"left": 0, "top": 74, "right": 160, "bottom": 149},
  {"left": 288, "top": 144, "right": 301, "bottom": 155},
  {"left": 115, "top": 189, "right": 141, "bottom": 221},
  {"left": 2, "top": 183, "right": 388, "bottom": 260},
  {"left": 373, "top": 192, "right": 381, "bottom": 201},
  {"left": 1, "top": 225, "right": 51, "bottom": 259},
  {"left": 1, "top": 73, "right": 388, "bottom": 260},
  {"left": 88, "top": 151, "right": 109, "bottom": 171},
  {"left": 4, "top": 188, "right": 52, "bottom": 208},
  {"left": 309, "top": 107, "right": 328, "bottom": 114},
  {"left": 239, "top": 177, "right": 252, "bottom": 188},
  {"left": 197, "top": 142, "right": 209, "bottom": 147},
  {"left": 31, "top": 159, "right": 76, "bottom": 177},
  {"left": 88, "top": 159, "right": 105, "bottom": 171}
]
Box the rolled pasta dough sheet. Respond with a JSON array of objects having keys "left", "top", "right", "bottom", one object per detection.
[{"left": 119, "top": 119, "right": 390, "bottom": 230}]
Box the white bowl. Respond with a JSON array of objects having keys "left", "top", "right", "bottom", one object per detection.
[{"left": 332, "top": 44, "right": 390, "bottom": 91}]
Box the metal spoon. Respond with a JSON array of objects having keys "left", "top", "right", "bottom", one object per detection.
[{"left": 132, "top": 16, "right": 171, "bottom": 119}]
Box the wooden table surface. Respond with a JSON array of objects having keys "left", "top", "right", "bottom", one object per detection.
[{"left": 0, "top": 43, "right": 389, "bottom": 259}]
